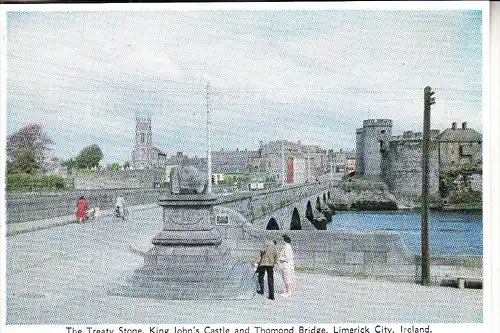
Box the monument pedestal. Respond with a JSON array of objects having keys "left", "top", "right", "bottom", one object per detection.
[{"left": 109, "top": 195, "right": 254, "bottom": 299}]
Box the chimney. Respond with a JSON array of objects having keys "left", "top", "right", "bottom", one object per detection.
[
  {"left": 462, "top": 122, "right": 467, "bottom": 130},
  {"left": 452, "top": 122, "right": 457, "bottom": 130}
]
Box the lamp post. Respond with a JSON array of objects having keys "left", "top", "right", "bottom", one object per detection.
[{"left": 206, "top": 82, "right": 212, "bottom": 194}]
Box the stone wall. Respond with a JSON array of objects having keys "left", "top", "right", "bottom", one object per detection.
[
  {"left": 6, "top": 188, "right": 165, "bottom": 223},
  {"left": 384, "top": 138, "right": 440, "bottom": 197},
  {"left": 212, "top": 205, "right": 482, "bottom": 283},
  {"left": 74, "top": 169, "right": 165, "bottom": 190}
]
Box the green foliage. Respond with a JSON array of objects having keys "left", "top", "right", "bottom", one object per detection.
[
  {"left": 75, "top": 144, "right": 103, "bottom": 169},
  {"left": 439, "top": 167, "right": 482, "bottom": 203},
  {"left": 106, "top": 163, "right": 121, "bottom": 170},
  {"left": 7, "top": 173, "right": 66, "bottom": 191},
  {"left": 7, "top": 123, "right": 53, "bottom": 172},
  {"left": 448, "top": 190, "right": 482, "bottom": 205},
  {"left": 13, "top": 150, "right": 39, "bottom": 174},
  {"left": 123, "top": 161, "right": 130, "bottom": 169}
]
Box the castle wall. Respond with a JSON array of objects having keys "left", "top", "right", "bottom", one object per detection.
[{"left": 385, "top": 139, "right": 439, "bottom": 197}]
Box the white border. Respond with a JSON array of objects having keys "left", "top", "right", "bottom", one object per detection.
[{"left": 0, "top": 1, "right": 495, "bottom": 332}]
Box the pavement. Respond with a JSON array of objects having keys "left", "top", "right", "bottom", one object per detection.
[
  {"left": 4, "top": 206, "right": 483, "bottom": 324},
  {"left": 5, "top": 203, "right": 158, "bottom": 236}
]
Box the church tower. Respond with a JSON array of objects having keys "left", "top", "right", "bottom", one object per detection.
[
  {"left": 130, "top": 115, "right": 167, "bottom": 171},
  {"left": 131, "top": 116, "right": 152, "bottom": 169}
]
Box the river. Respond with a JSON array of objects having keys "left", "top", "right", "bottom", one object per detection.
[{"left": 327, "top": 210, "right": 483, "bottom": 256}]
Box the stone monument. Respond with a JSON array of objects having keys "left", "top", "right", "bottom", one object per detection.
[{"left": 109, "top": 166, "right": 254, "bottom": 299}]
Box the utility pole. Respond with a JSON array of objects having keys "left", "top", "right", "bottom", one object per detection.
[
  {"left": 421, "top": 85, "right": 435, "bottom": 286},
  {"left": 206, "top": 81, "right": 212, "bottom": 194}
]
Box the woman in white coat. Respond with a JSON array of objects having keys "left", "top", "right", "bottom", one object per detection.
[{"left": 278, "top": 234, "right": 295, "bottom": 297}]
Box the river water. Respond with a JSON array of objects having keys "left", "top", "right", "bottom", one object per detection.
[{"left": 327, "top": 210, "right": 483, "bottom": 256}]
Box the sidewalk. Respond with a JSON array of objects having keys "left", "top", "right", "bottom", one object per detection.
[{"left": 6, "top": 203, "right": 158, "bottom": 236}]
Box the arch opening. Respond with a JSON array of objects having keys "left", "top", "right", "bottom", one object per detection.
[
  {"left": 290, "top": 207, "right": 301, "bottom": 230},
  {"left": 266, "top": 218, "right": 280, "bottom": 230},
  {"left": 316, "top": 197, "right": 322, "bottom": 211},
  {"left": 306, "top": 201, "right": 313, "bottom": 222}
]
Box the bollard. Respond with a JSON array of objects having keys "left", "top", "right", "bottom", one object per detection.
[{"left": 457, "top": 278, "right": 465, "bottom": 289}]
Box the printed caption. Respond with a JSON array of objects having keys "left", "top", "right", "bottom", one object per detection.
[{"left": 64, "top": 325, "right": 433, "bottom": 333}]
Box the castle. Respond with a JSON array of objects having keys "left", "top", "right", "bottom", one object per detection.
[
  {"left": 355, "top": 119, "right": 482, "bottom": 197},
  {"left": 130, "top": 116, "right": 167, "bottom": 170}
]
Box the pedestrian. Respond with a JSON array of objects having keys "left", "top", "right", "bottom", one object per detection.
[
  {"left": 115, "top": 193, "right": 126, "bottom": 220},
  {"left": 278, "top": 234, "right": 295, "bottom": 297},
  {"left": 93, "top": 206, "right": 102, "bottom": 222},
  {"left": 75, "top": 196, "right": 88, "bottom": 224},
  {"left": 256, "top": 239, "right": 278, "bottom": 300}
]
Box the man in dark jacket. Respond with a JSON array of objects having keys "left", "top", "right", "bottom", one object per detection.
[{"left": 256, "top": 239, "right": 278, "bottom": 300}]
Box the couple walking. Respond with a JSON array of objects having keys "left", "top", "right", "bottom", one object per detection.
[{"left": 256, "top": 234, "right": 294, "bottom": 300}]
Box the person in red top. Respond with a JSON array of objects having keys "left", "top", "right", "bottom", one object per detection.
[{"left": 76, "top": 196, "right": 88, "bottom": 223}]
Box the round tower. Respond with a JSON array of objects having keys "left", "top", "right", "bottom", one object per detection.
[
  {"left": 362, "top": 119, "right": 392, "bottom": 178},
  {"left": 355, "top": 128, "right": 365, "bottom": 176}
]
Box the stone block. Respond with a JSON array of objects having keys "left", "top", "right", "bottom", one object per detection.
[
  {"left": 364, "top": 251, "right": 388, "bottom": 265},
  {"left": 345, "top": 251, "right": 364, "bottom": 265}
]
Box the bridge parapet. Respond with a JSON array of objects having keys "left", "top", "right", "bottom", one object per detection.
[{"left": 215, "top": 181, "right": 335, "bottom": 229}]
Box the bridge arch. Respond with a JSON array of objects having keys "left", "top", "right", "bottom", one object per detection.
[
  {"left": 266, "top": 218, "right": 280, "bottom": 230},
  {"left": 316, "top": 197, "right": 322, "bottom": 211},
  {"left": 290, "top": 207, "right": 301, "bottom": 230},
  {"left": 306, "top": 201, "right": 313, "bottom": 222}
]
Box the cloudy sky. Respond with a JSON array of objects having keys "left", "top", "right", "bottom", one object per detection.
[{"left": 4, "top": 8, "right": 483, "bottom": 165}]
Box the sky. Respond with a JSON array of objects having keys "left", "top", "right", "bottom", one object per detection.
[{"left": 4, "top": 8, "right": 483, "bottom": 165}]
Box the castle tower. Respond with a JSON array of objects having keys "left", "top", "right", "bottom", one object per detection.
[
  {"left": 355, "top": 128, "right": 365, "bottom": 176},
  {"left": 361, "top": 119, "right": 392, "bottom": 178}
]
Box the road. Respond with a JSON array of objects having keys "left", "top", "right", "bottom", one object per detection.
[{"left": 4, "top": 207, "right": 482, "bottom": 324}]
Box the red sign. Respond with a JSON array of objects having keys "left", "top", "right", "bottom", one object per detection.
[{"left": 287, "top": 158, "right": 294, "bottom": 184}]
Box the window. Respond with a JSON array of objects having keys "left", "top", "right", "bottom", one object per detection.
[
  {"left": 216, "top": 215, "right": 229, "bottom": 225},
  {"left": 141, "top": 133, "right": 145, "bottom": 144},
  {"left": 381, "top": 130, "right": 386, "bottom": 134}
]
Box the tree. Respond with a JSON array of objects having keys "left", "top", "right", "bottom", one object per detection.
[
  {"left": 62, "top": 158, "right": 77, "bottom": 172},
  {"left": 123, "top": 161, "right": 130, "bottom": 169},
  {"left": 75, "top": 144, "right": 103, "bottom": 169},
  {"left": 7, "top": 123, "right": 53, "bottom": 172},
  {"left": 106, "top": 163, "right": 120, "bottom": 170},
  {"left": 14, "top": 150, "right": 38, "bottom": 174}
]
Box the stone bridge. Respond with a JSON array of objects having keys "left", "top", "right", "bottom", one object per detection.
[
  {"left": 201, "top": 180, "right": 482, "bottom": 285},
  {"left": 215, "top": 181, "right": 335, "bottom": 231}
]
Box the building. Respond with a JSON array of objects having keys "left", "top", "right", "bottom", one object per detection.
[
  {"left": 254, "top": 140, "right": 329, "bottom": 185},
  {"left": 332, "top": 149, "right": 356, "bottom": 175},
  {"left": 355, "top": 119, "right": 482, "bottom": 197},
  {"left": 346, "top": 151, "right": 356, "bottom": 174},
  {"left": 436, "top": 122, "right": 482, "bottom": 171},
  {"left": 130, "top": 116, "right": 167, "bottom": 170}
]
